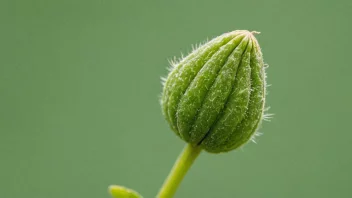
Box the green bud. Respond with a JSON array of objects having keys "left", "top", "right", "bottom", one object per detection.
[{"left": 161, "top": 30, "right": 267, "bottom": 153}]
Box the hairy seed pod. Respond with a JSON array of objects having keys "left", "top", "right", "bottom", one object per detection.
[{"left": 161, "top": 30, "right": 267, "bottom": 153}]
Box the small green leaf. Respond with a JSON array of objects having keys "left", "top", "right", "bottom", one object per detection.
[{"left": 108, "top": 185, "right": 142, "bottom": 198}]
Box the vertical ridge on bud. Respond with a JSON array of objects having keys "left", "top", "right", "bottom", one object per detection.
[
  {"left": 187, "top": 36, "right": 250, "bottom": 144},
  {"left": 220, "top": 39, "right": 265, "bottom": 152},
  {"left": 201, "top": 38, "right": 253, "bottom": 152},
  {"left": 176, "top": 34, "right": 247, "bottom": 141},
  {"left": 162, "top": 33, "right": 236, "bottom": 135},
  {"left": 161, "top": 47, "right": 201, "bottom": 136}
]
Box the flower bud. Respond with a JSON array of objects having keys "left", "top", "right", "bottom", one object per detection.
[{"left": 161, "top": 30, "right": 266, "bottom": 153}]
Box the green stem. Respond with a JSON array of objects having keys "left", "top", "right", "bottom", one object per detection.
[{"left": 157, "top": 144, "right": 202, "bottom": 198}]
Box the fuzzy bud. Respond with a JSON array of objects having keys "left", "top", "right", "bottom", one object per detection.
[{"left": 161, "top": 30, "right": 267, "bottom": 153}]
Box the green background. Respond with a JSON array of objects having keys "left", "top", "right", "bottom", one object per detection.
[{"left": 1, "top": 0, "right": 351, "bottom": 198}]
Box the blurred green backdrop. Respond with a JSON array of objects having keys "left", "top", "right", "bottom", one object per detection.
[{"left": 1, "top": 0, "right": 351, "bottom": 198}]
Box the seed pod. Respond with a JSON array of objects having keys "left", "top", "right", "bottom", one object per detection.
[{"left": 161, "top": 30, "right": 266, "bottom": 153}]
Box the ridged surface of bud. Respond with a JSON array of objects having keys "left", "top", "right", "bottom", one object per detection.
[{"left": 161, "top": 30, "right": 266, "bottom": 153}]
